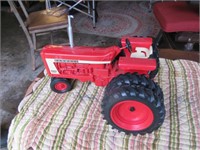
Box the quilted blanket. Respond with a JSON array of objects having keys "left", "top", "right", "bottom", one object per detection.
[{"left": 8, "top": 59, "right": 200, "bottom": 150}]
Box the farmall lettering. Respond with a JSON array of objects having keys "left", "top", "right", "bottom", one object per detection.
[{"left": 41, "top": 37, "right": 165, "bottom": 135}]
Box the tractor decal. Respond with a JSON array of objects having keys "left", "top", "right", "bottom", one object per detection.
[
  {"left": 54, "top": 59, "right": 111, "bottom": 64},
  {"left": 46, "top": 58, "right": 112, "bottom": 74},
  {"left": 46, "top": 58, "right": 59, "bottom": 74}
]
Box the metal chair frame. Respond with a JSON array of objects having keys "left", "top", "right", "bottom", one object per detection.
[{"left": 45, "top": 0, "right": 96, "bottom": 27}]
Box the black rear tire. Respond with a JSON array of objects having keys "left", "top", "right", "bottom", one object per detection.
[
  {"left": 105, "top": 73, "right": 163, "bottom": 102},
  {"left": 102, "top": 85, "right": 165, "bottom": 135}
]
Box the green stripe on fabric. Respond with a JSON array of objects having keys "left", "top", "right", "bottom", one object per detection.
[
  {"left": 99, "top": 123, "right": 109, "bottom": 150},
  {"left": 152, "top": 59, "right": 165, "bottom": 150},
  {"left": 36, "top": 93, "right": 70, "bottom": 149},
  {"left": 157, "top": 58, "right": 163, "bottom": 84},
  {"left": 173, "top": 61, "right": 181, "bottom": 149},
  {"left": 167, "top": 60, "right": 180, "bottom": 149},
  {"left": 178, "top": 61, "right": 196, "bottom": 149},
  {"left": 52, "top": 82, "right": 90, "bottom": 149},
  {"left": 166, "top": 60, "right": 174, "bottom": 149},
  {"left": 123, "top": 134, "right": 130, "bottom": 149},
  {"left": 153, "top": 130, "right": 161, "bottom": 150},
  {"left": 72, "top": 87, "right": 99, "bottom": 149},
  {"left": 9, "top": 76, "right": 48, "bottom": 132},
  {"left": 8, "top": 76, "right": 50, "bottom": 148},
  {"left": 152, "top": 57, "right": 167, "bottom": 150},
  {"left": 18, "top": 90, "right": 53, "bottom": 150},
  {"left": 22, "top": 76, "right": 50, "bottom": 110}
]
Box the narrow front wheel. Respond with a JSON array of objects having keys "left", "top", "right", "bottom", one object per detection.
[{"left": 50, "top": 78, "right": 72, "bottom": 93}]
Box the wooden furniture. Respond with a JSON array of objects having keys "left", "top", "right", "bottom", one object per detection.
[
  {"left": 8, "top": 0, "right": 69, "bottom": 70},
  {"left": 159, "top": 49, "right": 199, "bottom": 63},
  {"left": 153, "top": 2, "right": 199, "bottom": 50}
]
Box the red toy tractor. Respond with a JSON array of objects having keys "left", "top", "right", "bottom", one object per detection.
[{"left": 41, "top": 36, "right": 165, "bottom": 135}]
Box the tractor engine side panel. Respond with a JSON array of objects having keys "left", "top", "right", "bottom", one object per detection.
[{"left": 41, "top": 52, "right": 113, "bottom": 86}]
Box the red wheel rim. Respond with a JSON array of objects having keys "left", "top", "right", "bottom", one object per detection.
[
  {"left": 111, "top": 100, "right": 154, "bottom": 131},
  {"left": 55, "top": 82, "right": 67, "bottom": 91}
]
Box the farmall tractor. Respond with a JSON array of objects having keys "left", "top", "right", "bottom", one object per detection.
[{"left": 40, "top": 36, "right": 165, "bottom": 135}]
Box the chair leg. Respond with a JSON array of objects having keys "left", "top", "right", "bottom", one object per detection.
[
  {"left": 30, "top": 47, "right": 36, "bottom": 70},
  {"left": 32, "top": 33, "right": 36, "bottom": 50},
  {"left": 154, "top": 30, "right": 163, "bottom": 46},
  {"left": 87, "top": 2, "right": 91, "bottom": 15},
  {"left": 92, "top": 0, "right": 96, "bottom": 28},
  {"left": 163, "top": 32, "right": 175, "bottom": 49},
  {"left": 50, "top": 32, "right": 53, "bottom": 44},
  {"left": 148, "top": 0, "right": 152, "bottom": 12},
  {"left": 7, "top": 1, "right": 36, "bottom": 70},
  {"left": 88, "top": 0, "right": 97, "bottom": 28},
  {"left": 31, "top": 33, "right": 36, "bottom": 70}
]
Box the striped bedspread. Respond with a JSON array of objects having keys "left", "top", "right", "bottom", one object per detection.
[{"left": 8, "top": 59, "right": 200, "bottom": 150}]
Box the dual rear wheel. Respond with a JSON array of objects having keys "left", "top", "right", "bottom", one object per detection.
[{"left": 101, "top": 73, "right": 165, "bottom": 135}]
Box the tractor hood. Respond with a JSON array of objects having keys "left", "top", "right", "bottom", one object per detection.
[{"left": 41, "top": 45, "right": 121, "bottom": 62}]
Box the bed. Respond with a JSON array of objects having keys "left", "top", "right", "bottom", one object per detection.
[{"left": 7, "top": 58, "right": 200, "bottom": 150}]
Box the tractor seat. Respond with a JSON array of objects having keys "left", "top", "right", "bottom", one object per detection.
[
  {"left": 41, "top": 45, "right": 120, "bottom": 62},
  {"left": 131, "top": 46, "right": 153, "bottom": 58}
]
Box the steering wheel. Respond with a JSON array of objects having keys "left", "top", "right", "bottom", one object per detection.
[{"left": 125, "top": 39, "right": 132, "bottom": 52}]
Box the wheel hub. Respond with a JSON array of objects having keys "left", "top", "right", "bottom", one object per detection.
[
  {"left": 55, "top": 82, "right": 67, "bottom": 91},
  {"left": 111, "top": 100, "right": 154, "bottom": 131}
]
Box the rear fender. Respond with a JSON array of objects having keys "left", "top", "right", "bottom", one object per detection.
[{"left": 118, "top": 57, "right": 156, "bottom": 72}]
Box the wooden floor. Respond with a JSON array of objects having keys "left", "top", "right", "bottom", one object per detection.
[{"left": 159, "top": 49, "right": 199, "bottom": 63}]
